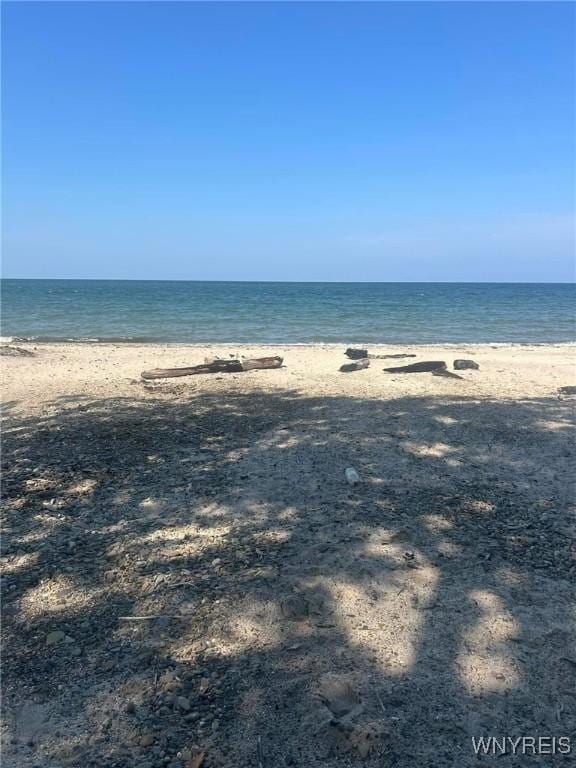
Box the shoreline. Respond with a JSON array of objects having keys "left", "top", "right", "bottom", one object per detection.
[
  {"left": 2, "top": 342, "right": 575, "bottom": 417},
  {"left": 3, "top": 337, "right": 576, "bottom": 347}
]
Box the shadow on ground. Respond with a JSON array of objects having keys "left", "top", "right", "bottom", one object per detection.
[{"left": 2, "top": 386, "right": 575, "bottom": 767}]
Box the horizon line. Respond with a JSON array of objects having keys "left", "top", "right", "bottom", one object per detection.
[{"left": 2, "top": 278, "right": 575, "bottom": 285}]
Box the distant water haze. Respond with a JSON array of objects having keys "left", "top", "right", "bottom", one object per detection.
[{"left": 1, "top": 280, "right": 574, "bottom": 344}]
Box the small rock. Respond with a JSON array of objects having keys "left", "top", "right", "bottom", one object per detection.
[
  {"left": 177, "top": 696, "right": 191, "bottom": 711},
  {"left": 140, "top": 734, "right": 155, "bottom": 747},
  {"left": 211, "top": 558, "right": 221, "bottom": 567},
  {"left": 198, "top": 678, "right": 211, "bottom": 695},
  {"left": 345, "top": 348, "right": 369, "bottom": 359},
  {"left": 45, "top": 630, "right": 66, "bottom": 646},
  {"left": 453, "top": 359, "right": 479, "bottom": 370}
]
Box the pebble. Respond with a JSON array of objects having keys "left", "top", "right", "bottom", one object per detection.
[
  {"left": 141, "top": 734, "right": 155, "bottom": 747},
  {"left": 45, "top": 630, "right": 66, "bottom": 646},
  {"left": 177, "top": 696, "right": 191, "bottom": 711}
]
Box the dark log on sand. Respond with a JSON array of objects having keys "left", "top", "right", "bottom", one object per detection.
[
  {"left": 340, "top": 359, "right": 370, "bottom": 373},
  {"left": 558, "top": 385, "right": 576, "bottom": 396},
  {"left": 345, "top": 348, "right": 417, "bottom": 360},
  {"left": 384, "top": 361, "right": 447, "bottom": 374},
  {"left": 142, "top": 356, "right": 283, "bottom": 380}
]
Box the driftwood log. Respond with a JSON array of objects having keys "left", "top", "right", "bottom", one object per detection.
[
  {"left": 345, "top": 348, "right": 416, "bottom": 360},
  {"left": 340, "top": 359, "right": 370, "bottom": 373},
  {"left": 141, "top": 356, "right": 283, "bottom": 380},
  {"left": 384, "top": 361, "right": 447, "bottom": 374}
]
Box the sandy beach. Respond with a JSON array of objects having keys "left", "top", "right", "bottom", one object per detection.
[{"left": 2, "top": 342, "right": 575, "bottom": 767}]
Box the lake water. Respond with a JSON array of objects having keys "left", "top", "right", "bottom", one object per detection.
[{"left": 1, "top": 280, "right": 574, "bottom": 344}]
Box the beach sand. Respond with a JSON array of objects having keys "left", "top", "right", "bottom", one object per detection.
[{"left": 2, "top": 342, "right": 575, "bottom": 767}]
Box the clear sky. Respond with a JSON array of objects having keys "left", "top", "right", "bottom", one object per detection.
[{"left": 2, "top": 1, "right": 574, "bottom": 282}]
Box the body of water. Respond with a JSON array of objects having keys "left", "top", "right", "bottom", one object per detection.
[{"left": 1, "top": 280, "right": 574, "bottom": 344}]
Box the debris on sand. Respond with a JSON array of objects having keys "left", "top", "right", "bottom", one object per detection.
[
  {"left": 345, "top": 348, "right": 417, "bottom": 360},
  {"left": 454, "top": 359, "right": 480, "bottom": 370},
  {"left": 141, "top": 356, "right": 283, "bottom": 379},
  {"left": 384, "top": 361, "right": 447, "bottom": 374},
  {"left": 340, "top": 359, "right": 370, "bottom": 373},
  {"left": 0, "top": 345, "right": 35, "bottom": 357},
  {"left": 345, "top": 348, "right": 369, "bottom": 359}
]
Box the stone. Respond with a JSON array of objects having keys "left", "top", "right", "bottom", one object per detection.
[
  {"left": 45, "top": 630, "right": 65, "bottom": 646},
  {"left": 345, "top": 348, "right": 368, "bottom": 360},
  {"left": 140, "top": 733, "right": 155, "bottom": 747},
  {"left": 453, "top": 359, "right": 480, "bottom": 370},
  {"left": 176, "top": 696, "right": 191, "bottom": 711}
]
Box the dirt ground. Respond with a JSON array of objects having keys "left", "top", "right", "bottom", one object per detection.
[{"left": 1, "top": 343, "right": 575, "bottom": 767}]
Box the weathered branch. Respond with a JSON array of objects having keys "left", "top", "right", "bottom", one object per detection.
[{"left": 141, "top": 356, "right": 283, "bottom": 380}]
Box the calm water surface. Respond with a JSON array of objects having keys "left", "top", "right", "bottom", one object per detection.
[{"left": 1, "top": 280, "right": 574, "bottom": 344}]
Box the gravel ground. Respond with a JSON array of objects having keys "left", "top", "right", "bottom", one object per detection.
[{"left": 1, "top": 343, "right": 575, "bottom": 767}]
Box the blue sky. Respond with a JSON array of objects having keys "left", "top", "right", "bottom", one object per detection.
[{"left": 2, "top": 2, "right": 574, "bottom": 281}]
